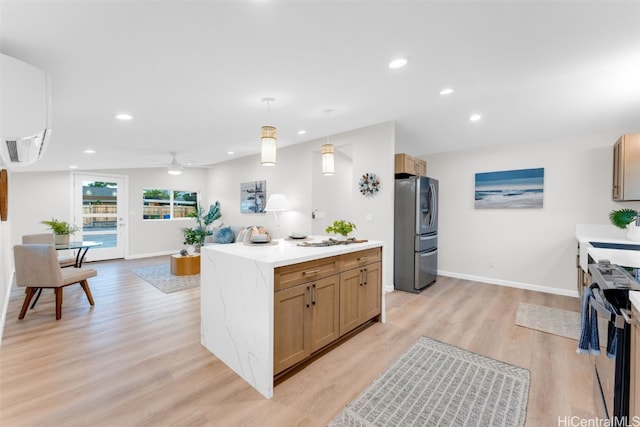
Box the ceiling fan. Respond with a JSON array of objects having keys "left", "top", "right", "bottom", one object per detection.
[{"left": 167, "top": 152, "right": 183, "bottom": 175}]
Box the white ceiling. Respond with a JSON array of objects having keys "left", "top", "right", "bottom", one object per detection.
[{"left": 1, "top": 0, "right": 639, "bottom": 172}]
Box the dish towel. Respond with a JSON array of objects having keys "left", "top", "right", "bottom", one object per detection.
[{"left": 577, "top": 285, "right": 601, "bottom": 356}]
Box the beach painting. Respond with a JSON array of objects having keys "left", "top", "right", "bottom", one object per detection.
[{"left": 475, "top": 168, "right": 544, "bottom": 209}]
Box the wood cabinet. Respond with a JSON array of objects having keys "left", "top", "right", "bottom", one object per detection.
[
  {"left": 612, "top": 133, "right": 640, "bottom": 201},
  {"left": 339, "top": 261, "right": 381, "bottom": 335},
  {"left": 274, "top": 275, "right": 339, "bottom": 374},
  {"left": 274, "top": 248, "right": 382, "bottom": 375},
  {"left": 395, "top": 153, "right": 426, "bottom": 176},
  {"left": 630, "top": 305, "right": 640, "bottom": 420}
]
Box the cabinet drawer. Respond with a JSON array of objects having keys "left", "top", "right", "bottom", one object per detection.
[
  {"left": 340, "top": 248, "right": 381, "bottom": 271},
  {"left": 275, "top": 257, "right": 339, "bottom": 291}
]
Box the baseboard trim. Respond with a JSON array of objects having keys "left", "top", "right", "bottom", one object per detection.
[
  {"left": 437, "top": 270, "right": 578, "bottom": 298},
  {"left": 126, "top": 250, "right": 178, "bottom": 260}
]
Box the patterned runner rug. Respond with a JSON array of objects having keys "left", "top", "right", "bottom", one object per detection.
[
  {"left": 329, "top": 336, "right": 529, "bottom": 427},
  {"left": 131, "top": 264, "right": 199, "bottom": 294},
  {"left": 515, "top": 302, "right": 606, "bottom": 344}
]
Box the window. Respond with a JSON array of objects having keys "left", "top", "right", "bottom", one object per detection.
[{"left": 143, "top": 189, "right": 197, "bottom": 220}]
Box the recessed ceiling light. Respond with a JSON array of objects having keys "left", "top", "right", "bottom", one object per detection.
[
  {"left": 69, "top": 165, "right": 78, "bottom": 169},
  {"left": 388, "top": 58, "right": 408, "bottom": 69},
  {"left": 440, "top": 88, "right": 454, "bottom": 96},
  {"left": 470, "top": 114, "right": 482, "bottom": 122},
  {"left": 115, "top": 113, "right": 133, "bottom": 120},
  {"left": 227, "top": 151, "right": 235, "bottom": 155},
  {"left": 83, "top": 149, "right": 96, "bottom": 154},
  {"left": 298, "top": 130, "right": 307, "bottom": 135}
]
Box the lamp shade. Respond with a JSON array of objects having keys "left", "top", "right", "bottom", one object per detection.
[
  {"left": 261, "top": 125, "right": 277, "bottom": 166},
  {"left": 264, "top": 193, "right": 289, "bottom": 211},
  {"left": 321, "top": 143, "right": 335, "bottom": 176}
]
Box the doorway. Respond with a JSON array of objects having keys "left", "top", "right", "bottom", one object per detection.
[{"left": 72, "top": 173, "right": 127, "bottom": 261}]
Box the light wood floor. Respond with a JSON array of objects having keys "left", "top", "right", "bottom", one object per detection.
[{"left": 0, "top": 256, "right": 599, "bottom": 426}]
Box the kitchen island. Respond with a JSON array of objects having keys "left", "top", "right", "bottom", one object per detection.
[{"left": 200, "top": 237, "right": 384, "bottom": 398}]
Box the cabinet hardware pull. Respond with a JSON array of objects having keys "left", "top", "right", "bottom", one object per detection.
[
  {"left": 359, "top": 269, "right": 363, "bottom": 286},
  {"left": 364, "top": 268, "right": 368, "bottom": 285},
  {"left": 303, "top": 269, "right": 320, "bottom": 275},
  {"left": 357, "top": 256, "right": 369, "bottom": 261},
  {"left": 306, "top": 286, "right": 311, "bottom": 308},
  {"left": 312, "top": 284, "right": 316, "bottom": 305}
]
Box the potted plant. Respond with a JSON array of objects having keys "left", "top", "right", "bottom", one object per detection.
[
  {"left": 41, "top": 218, "right": 80, "bottom": 245},
  {"left": 182, "top": 201, "right": 221, "bottom": 251},
  {"left": 609, "top": 208, "right": 640, "bottom": 241},
  {"left": 325, "top": 220, "right": 357, "bottom": 241}
]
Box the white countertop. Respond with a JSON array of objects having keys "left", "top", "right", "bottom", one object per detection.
[
  {"left": 203, "top": 235, "right": 384, "bottom": 268},
  {"left": 576, "top": 224, "right": 640, "bottom": 271}
]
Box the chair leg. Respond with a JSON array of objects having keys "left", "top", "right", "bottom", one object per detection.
[
  {"left": 55, "top": 288, "right": 63, "bottom": 320},
  {"left": 18, "top": 288, "right": 37, "bottom": 319},
  {"left": 79, "top": 280, "right": 95, "bottom": 306}
]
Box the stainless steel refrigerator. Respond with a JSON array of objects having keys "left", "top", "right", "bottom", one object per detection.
[{"left": 394, "top": 176, "right": 438, "bottom": 293}]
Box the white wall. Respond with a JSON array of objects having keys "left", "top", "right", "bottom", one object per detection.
[
  {"left": 0, "top": 208, "right": 12, "bottom": 347},
  {"left": 8, "top": 167, "right": 208, "bottom": 258},
  {"left": 206, "top": 121, "right": 396, "bottom": 290},
  {"left": 424, "top": 129, "right": 640, "bottom": 296},
  {"left": 312, "top": 148, "right": 354, "bottom": 235}
]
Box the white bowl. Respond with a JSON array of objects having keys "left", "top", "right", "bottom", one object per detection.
[
  {"left": 291, "top": 232, "right": 306, "bottom": 238},
  {"left": 250, "top": 233, "right": 269, "bottom": 243}
]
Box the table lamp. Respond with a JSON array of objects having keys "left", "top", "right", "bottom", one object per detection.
[{"left": 265, "top": 194, "right": 289, "bottom": 240}]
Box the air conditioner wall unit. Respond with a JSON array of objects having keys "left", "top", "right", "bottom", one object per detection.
[{"left": 0, "top": 54, "right": 52, "bottom": 168}]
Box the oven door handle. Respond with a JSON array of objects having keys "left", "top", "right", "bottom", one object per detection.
[
  {"left": 589, "top": 295, "right": 626, "bottom": 329},
  {"left": 621, "top": 308, "right": 640, "bottom": 327}
]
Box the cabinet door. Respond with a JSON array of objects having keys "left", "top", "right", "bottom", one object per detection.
[
  {"left": 613, "top": 137, "right": 622, "bottom": 200},
  {"left": 360, "top": 262, "right": 382, "bottom": 321},
  {"left": 274, "top": 284, "right": 311, "bottom": 374},
  {"left": 339, "top": 268, "right": 362, "bottom": 336},
  {"left": 310, "top": 275, "right": 340, "bottom": 352},
  {"left": 415, "top": 159, "right": 427, "bottom": 176}
]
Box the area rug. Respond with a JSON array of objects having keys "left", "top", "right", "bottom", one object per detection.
[
  {"left": 329, "top": 336, "right": 529, "bottom": 427},
  {"left": 131, "top": 264, "right": 200, "bottom": 294},
  {"left": 515, "top": 302, "right": 606, "bottom": 344}
]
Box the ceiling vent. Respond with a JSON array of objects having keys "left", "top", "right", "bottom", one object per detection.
[{"left": 0, "top": 54, "right": 52, "bottom": 169}]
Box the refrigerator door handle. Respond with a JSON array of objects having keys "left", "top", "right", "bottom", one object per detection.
[
  {"left": 419, "top": 249, "right": 438, "bottom": 257},
  {"left": 430, "top": 182, "right": 437, "bottom": 229}
]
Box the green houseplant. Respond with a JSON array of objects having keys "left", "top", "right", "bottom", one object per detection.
[
  {"left": 609, "top": 208, "right": 640, "bottom": 242},
  {"left": 41, "top": 218, "right": 80, "bottom": 245},
  {"left": 609, "top": 208, "right": 639, "bottom": 229},
  {"left": 325, "top": 220, "right": 357, "bottom": 240},
  {"left": 182, "top": 201, "right": 221, "bottom": 249}
]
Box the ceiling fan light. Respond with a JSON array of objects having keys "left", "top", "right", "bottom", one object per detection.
[
  {"left": 167, "top": 163, "right": 183, "bottom": 175},
  {"left": 321, "top": 143, "right": 335, "bottom": 176},
  {"left": 261, "top": 125, "right": 277, "bottom": 166}
]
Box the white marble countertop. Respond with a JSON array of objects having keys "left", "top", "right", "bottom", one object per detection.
[
  {"left": 203, "top": 235, "right": 384, "bottom": 268},
  {"left": 200, "top": 235, "right": 385, "bottom": 399},
  {"left": 630, "top": 291, "right": 640, "bottom": 312},
  {"left": 576, "top": 224, "right": 640, "bottom": 271}
]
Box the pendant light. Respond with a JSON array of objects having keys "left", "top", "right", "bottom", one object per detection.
[
  {"left": 261, "top": 97, "right": 276, "bottom": 166},
  {"left": 322, "top": 143, "right": 335, "bottom": 176},
  {"left": 322, "top": 109, "right": 335, "bottom": 176}
]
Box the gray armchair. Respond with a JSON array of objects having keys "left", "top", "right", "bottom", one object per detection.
[{"left": 13, "top": 244, "right": 97, "bottom": 320}]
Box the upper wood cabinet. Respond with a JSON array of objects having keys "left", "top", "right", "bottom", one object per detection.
[
  {"left": 395, "top": 153, "right": 426, "bottom": 177},
  {"left": 612, "top": 133, "right": 640, "bottom": 201}
]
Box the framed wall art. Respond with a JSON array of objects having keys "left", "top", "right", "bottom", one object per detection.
[
  {"left": 240, "top": 180, "right": 266, "bottom": 213},
  {"left": 475, "top": 167, "right": 544, "bottom": 209}
]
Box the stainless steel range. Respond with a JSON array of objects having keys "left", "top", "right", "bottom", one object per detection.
[{"left": 588, "top": 262, "right": 640, "bottom": 423}]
